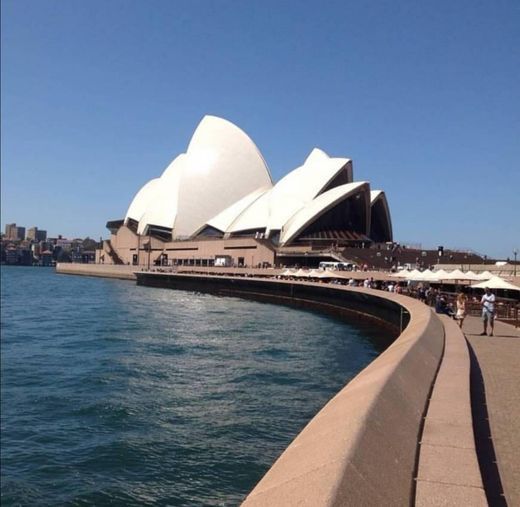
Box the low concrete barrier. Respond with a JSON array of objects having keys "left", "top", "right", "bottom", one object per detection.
[
  {"left": 136, "top": 272, "right": 406, "bottom": 331},
  {"left": 135, "top": 272, "right": 445, "bottom": 506},
  {"left": 56, "top": 263, "right": 136, "bottom": 280}
]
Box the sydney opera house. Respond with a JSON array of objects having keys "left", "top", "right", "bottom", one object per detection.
[{"left": 99, "top": 116, "right": 392, "bottom": 268}]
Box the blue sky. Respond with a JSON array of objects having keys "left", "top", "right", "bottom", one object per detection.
[{"left": 2, "top": 0, "right": 519, "bottom": 259}]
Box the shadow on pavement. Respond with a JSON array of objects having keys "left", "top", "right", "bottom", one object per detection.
[{"left": 467, "top": 340, "right": 507, "bottom": 507}]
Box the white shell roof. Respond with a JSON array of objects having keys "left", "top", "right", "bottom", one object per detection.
[
  {"left": 125, "top": 116, "right": 273, "bottom": 238},
  {"left": 174, "top": 116, "right": 273, "bottom": 237},
  {"left": 223, "top": 188, "right": 272, "bottom": 234},
  {"left": 370, "top": 190, "right": 383, "bottom": 203},
  {"left": 223, "top": 148, "right": 352, "bottom": 235},
  {"left": 137, "top": 155, "right": 184, "bottom": 234},
  {"left": 123, "top": 115, "right": 391, "bottom": 246},
  {"left": 125, "top": 178, "right": 162, "bottom": 224},
  {"left": 204, "top": 186, "right": 271, "bottom": 234},
  {"left": 369, "top": 189, "right": 393, "bottom": 241},
  {"left": 280, "top": 182, "right": 369, "bottom": 245}
]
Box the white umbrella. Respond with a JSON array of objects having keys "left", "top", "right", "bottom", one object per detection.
[
  {"left": 308, "top": 269, "right": 327, "bottom": 278},
  {"left": 433, "top": 269, "right": 449, "bottom": 279},
  {"left": 441, "top": 269, "right": 467, "bottom": 280},
  {"left": 461, "top": 271, "right": 481, "bottom": 281},
  {"left": 418, "top": 269, "right": 440, "bottom": 282},
  {"left": 308, "top": 269, "right": 334, "bottom": 279},
  {"left": 281, "top": 269, "right": 295, "bottom": 277},
  {"left": 407, "top": 269, "right": 428, "bottom": 281},
  {"left": 440, "top": 269, "right": 481, "bottom": 282},
  {"left": 471, "top": 276, "right": 520, "bottom": 291},
  {"left": 294, "top": 269, "right": 310, "bottom": 278},
  {"left": 475, "top": 270, "right": 494, "bottom": 280},
  {"left": 303, "top": 269, "right": 338, "bottom": 280},
  {"left": 392, "top": 270, "right": 410, "bottom": 278}
]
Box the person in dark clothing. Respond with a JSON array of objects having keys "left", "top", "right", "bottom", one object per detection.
[{"left": 435, "top": 294, "right": 455, "bottom": 317}]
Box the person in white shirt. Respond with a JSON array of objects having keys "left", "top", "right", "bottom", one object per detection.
[{"left": 480, "top": 287, "right": 496, "bottom": 336}]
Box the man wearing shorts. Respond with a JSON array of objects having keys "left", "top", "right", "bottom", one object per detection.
[{"left": 480, "top": 287, "right": 496, "bottom": 336}]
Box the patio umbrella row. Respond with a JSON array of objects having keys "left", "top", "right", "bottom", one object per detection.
[
  {"left": 281, "top": 269, "right": 339, "bottom": 279},
  {"left": 279, "top": 269, "right": 520, "bottom": 291},
  {"left": 392, "top": 269, "right": 494, "bottom": 282},
  {"left": 470, "top": 276, "right": 520, "bottom": 291},
  {"left": 392, "top": 269, "right": 520, "bottom": 291},
  {"left": 280, "top": 269, "right": 395, "bottom": 282}
]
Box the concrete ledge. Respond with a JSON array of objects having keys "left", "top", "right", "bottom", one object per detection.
[
  {"left": 415, "top": 316, "right": 486, "bottom": 506},
  {"left": 56, "top": 263, "right": 136, "bottom": 280},
  {"left": 135, "top": 272, "right": 445, "bottom": 506}
]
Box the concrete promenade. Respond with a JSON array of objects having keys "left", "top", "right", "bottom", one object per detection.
[
  {"left": 56, "top": 263, "right": 136, "bottom": 279},
  {"left": 464, "top": 316, "right": 520, "bottom": 506}
]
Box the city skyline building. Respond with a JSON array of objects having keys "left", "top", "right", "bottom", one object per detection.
[
  {"left": 26, "top": 227, "right": 47, "bottom": 242},
  {"left": 1, "top": 224, "right": 98, "bottom": 266},
  {"left": 4, "top": 223, "right": 26, "bottom": 241}
]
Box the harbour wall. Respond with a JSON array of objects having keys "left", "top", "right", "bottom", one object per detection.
[
  {"left": 56, "top": 263, "right": 137, "bottom": 280},
  {"left": 135, "top": 272, "right": 445, "bottom": 506}
]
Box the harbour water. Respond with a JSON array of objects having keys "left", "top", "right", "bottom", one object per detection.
[{"left": 1, "top": 266, "right": 392, "bottom": 506}]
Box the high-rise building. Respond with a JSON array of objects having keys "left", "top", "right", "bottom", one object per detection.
[
  {"left": 5, "top": 223, "right": 25, "bottom": 241},
  {"left": 17, "top": 227, "right": 25, "bottom": 240},
  {"left": 26, "top": 227, "right": 47, "bottom": 242},
  {"left": 5, "top": 223, "right": 17, "bottom": 239},
  {"left": 27, "top": 227, "right": 38, "bottom": 241}
]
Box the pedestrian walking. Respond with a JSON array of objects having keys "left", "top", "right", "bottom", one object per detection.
[
  {"left": 455, "top": 292, "right": 467, "bottom": 328},
  {"left": 480, "top": 287, "right": 496, "bottom": 336}
]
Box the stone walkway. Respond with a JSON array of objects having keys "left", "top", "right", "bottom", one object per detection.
[{"left": 464, "top": 316, "right": 520, "bottom": 506}]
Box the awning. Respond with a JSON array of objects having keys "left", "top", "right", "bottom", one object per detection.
[{"left": 470, "top": 276, "right": 520, "bottom": 291}]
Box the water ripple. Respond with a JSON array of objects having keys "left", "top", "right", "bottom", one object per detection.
[{"left": 1, "top": 266, "right": 392, "bottom": 506}]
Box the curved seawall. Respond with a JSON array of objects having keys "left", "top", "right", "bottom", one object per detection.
[
  {"left": 136, "top": 272, "right": 445, "bottom": 506},
  {"left": 137, "top": 272, "right": 405, "bottom": 331}
]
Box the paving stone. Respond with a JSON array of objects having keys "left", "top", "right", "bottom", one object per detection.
[
  {"left": 421, "top": 418, "right": 476, "bottom": 450},
  {"left": 417, "top": 443, "right": 483, "bottom": 487},
  {"left": 416, "top": 479, "right": 487, "bottom": 506}
]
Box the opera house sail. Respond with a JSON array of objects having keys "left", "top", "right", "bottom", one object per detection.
[{"left": 101, "top": 115, "right": 392, "bottom": 268}]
